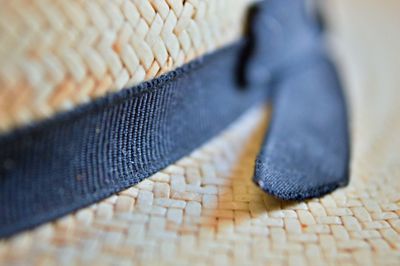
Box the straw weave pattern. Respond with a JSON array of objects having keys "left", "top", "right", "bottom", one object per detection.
[
  {"left": 0, "top": 106, "right": 399, "bottom": 266},
  {"left": 0, "top": 0, "right": 254, "bottom": 132}
]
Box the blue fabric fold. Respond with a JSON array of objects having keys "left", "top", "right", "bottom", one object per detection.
[
  {"left": 251, "top": 0, "right": 350, "bottom": 200},
  {"left": 254, "top": 56, "right": 350, "bottom": 200}
]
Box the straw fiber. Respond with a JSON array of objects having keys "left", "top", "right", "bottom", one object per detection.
[
  {"left": 0, "top": 97, "right": 399, "bottom": 265},
  {"left": 0, "top": 0, "right": 254, "bottom": 132}
]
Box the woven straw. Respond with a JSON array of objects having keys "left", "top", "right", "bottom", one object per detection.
[
  {"left": 1, "top": 1, "right": 400, "bottom": 266},
  {"left": 0, "top": 100, "right": 399, "bottom": 265},
  {"left": 0, "top": 0, "right": 254, "bottom": 132}
]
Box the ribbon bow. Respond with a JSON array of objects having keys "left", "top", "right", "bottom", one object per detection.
[{"left": 245, "top": 0, "right": 350, "bottom": 200}]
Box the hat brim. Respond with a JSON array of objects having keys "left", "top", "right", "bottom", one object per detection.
[{"left": 1, "top": 102, "right": 399, "bottom": 265}]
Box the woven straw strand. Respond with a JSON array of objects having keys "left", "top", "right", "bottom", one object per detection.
[
  {"left": 0, "top": 105, "right": 399, "bottom": 266},
  {"left": 0, "top": 0, "right": 255, "bottom": 132}
]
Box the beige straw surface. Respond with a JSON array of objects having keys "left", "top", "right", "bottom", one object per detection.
[
  {"left": 0, "top": 0, "right": 254, "bottom": 132},
  {"left": 1, "top": 0, "right": 400, "bottom": 265},
  {"left": 0, "top": 98, "right": 399, "bottom": 265}
]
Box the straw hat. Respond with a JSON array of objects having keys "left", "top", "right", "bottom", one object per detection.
[{"left": 0, "top": 0, "right": 399, "bottom": 265}]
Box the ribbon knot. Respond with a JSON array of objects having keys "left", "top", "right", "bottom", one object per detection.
[{"left": 242, "top": 0, "right": 350, "bottom": 200}]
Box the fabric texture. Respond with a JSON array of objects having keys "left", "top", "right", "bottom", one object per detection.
[
  {"left": 251, "top": 0, "right": 350, "bottom": 199},
  {"left": 254, "top": 56, "right": 350, "bottom": 200},
  {"left": 0, "top": 43, "right": 265, "bottom": 238},
  {"left": 0, "top": 0, "right": 349, "bottom": 238}
]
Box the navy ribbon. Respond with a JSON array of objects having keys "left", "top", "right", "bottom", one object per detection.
[
  {"left": 0, "top": 0, "right": 349, "bottom": 238},
  {"left": 248, "top": 0, "right": 350, "bottom": 199}
]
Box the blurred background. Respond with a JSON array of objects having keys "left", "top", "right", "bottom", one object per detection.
[{"left": 325, "top": 0, "right": 400, "bottom": 180}]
